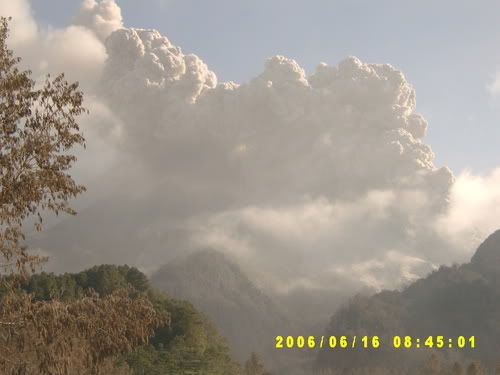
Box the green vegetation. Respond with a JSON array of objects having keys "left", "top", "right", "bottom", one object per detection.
[{"left": 18, "top": 264, "right": 242, "bottom": 375}]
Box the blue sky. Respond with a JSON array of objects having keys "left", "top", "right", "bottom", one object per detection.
[{"left": 31, "top": 0, "right": 500, "bottom": 173}]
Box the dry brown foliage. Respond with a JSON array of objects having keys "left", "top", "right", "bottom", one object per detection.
[
  {"left": 0, "top": 289, "right": 168, "bottom": 375},
  {"left": 0, "top": 16, "right": 86, "bottom": 276}
]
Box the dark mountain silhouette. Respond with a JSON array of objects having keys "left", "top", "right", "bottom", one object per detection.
[{"left": 317, "top": 229, "right": 500, "bottom": 370}]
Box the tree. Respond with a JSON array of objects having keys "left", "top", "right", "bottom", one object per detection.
[
  {"left": 0, "top": 17, "right": 86, "bottom": 276},
  {"left": 0, "top": 18, "right": 168, "bottom": 375}
]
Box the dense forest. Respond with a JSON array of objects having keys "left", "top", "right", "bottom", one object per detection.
[{"left": 11, "top": 264, "right": 245, "bottom": 375}]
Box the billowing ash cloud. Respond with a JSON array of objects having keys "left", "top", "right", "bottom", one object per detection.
[
  {"left": 73, "top": 0, "right": 123, "bottom": 41},
  {"left": 0, "top": 0, "right": 107, "bottom": 90},
  {"left": 4, "top": 0, "right": 500, "bottom": 294}
]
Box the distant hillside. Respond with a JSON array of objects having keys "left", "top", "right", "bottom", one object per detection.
[
  {"left": 150, "top": 249, "right": 298, "bottom": 367},
  {"left": 317, "top": 229, "right": 500, "bottom": 370}
]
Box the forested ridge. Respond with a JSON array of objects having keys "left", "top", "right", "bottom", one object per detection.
[{"left": 6, "top": 264, "right": 244, "bottom": 375}]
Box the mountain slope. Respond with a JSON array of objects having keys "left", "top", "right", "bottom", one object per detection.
[
  {"left": 317, "top": 229, "right": 500, "bottom": 370},
  {"left": 150, "top": 249, "right": 296, "bottom": 366}
]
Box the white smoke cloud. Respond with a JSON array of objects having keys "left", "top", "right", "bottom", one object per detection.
[
  {"left": 0, "top": 0, "right": 37, "bottom": 45},
  {"left": 0, "top": 0, "right": 109, "bottom": 89},
  {"left": 190, "top": 190, "right": 448, "bottom": 293},
  {"left": 91, "top": 27, "right": 458, "bottom": 292},
  {"left": 435, "top": 169, "right": 500, "bottom": 255},
  {"left": 4, "top": 0, "right": 500, "bottom": 296},
  {"left": 331, "top": 251, "right": 434, "bottom": 292}
]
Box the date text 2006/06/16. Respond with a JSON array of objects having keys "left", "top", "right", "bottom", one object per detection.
[{"left": 275, "top": 335, "right": 476, "bottom": 350}]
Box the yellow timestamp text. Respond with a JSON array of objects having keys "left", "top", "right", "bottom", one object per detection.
[{"left": 275, "top": 335, "right": 476, "bottom": 350}]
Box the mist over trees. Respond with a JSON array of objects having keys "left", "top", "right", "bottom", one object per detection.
[{"left": 317, "top": 230, "right": 500, "bottom": 372}]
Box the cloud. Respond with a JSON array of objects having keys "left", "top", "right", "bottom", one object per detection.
[
  {"left": 99, "top": 33, "right": 450, "bottom": 204},
  {"left": 4, "top": 0, "right": 498, "bottom": 297},
  {"left": 74, "top": 0, "right": 123, "bottom": 41},
  {"left": 0, "top": 0, "right": 37, "bottom": 45},
  {"left": 0, "top": 0, "right": 110, "bottom": 90},
  {"left": 189, "top": 190, "right": 448, "bottom": 293},
  {"left": 331, "top": 251, "right": 435, "bottom": 292},
  {"left": 435, "top": 168, "right": 500, "bottom": 255}
]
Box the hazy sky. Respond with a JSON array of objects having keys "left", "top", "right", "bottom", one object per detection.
[{"left": 29, "top": 0, "right": 500, "bottom": 174}]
